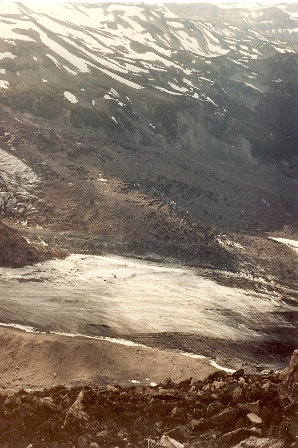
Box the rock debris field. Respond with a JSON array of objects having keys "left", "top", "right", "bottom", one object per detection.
[{"left": 0, "top": 351, "right": 296, "bottom": 448}]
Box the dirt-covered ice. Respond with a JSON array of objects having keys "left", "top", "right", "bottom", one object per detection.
[{"left": 0, "top": 254, "right": 294, "bottom": 341}]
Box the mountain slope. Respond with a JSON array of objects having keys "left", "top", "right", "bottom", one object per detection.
[
  {"left": 0, "top": 1, "right": 297, "bottom": 162},
  {"left": 0, "top": 3, "right": 297, "bottom": 387},
  {"left": 0, "top": 2, "right": 297, "bottom": 235}
]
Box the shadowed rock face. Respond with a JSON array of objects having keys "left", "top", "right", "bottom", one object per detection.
[{"left": 0, "top": 221, "right": 41, "bottom": 267}]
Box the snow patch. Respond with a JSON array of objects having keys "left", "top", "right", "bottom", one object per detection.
[
  {"left": 269, "top": 237, "right": 298, "bottom": 253},
  {"left": 64, "top": 91, "right": 78, "bottom": 103},
  {"left": 0, "top": 80, "right": 9, "bottom": 89},
  {"left": 217, "top": 238, "right": 245, "bottom": 250},
  {"left": 168, "top": 82, "right": 188, "bottom": 93},
  {"left": 245, "top": 82, "right": 263, "bottom": 93},
  {"left": 0, "top": 52, "right": 16, "bottom": 61},
  {"left": 63, "top": 65, "right": 77, "bottom": 75}
]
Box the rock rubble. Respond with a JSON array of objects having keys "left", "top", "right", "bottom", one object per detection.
[{"left": 0, "top": 351, "right": 296, "bottom": 448}]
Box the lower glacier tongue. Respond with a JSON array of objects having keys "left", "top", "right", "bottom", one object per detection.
[{"left": 0, "top": 253, "right": 291, "bottom": 340}]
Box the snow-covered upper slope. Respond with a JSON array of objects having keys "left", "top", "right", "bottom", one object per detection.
[
  {"left": 0, "top": 1, "right": 296, "bottom": 156},
  {"left": 0, "top": 2, "right": 296, "bottom": 99}
]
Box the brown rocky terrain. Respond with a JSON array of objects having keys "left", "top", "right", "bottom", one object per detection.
[
  {"left": 1, "top": 108, "right": 296, "bottom": 237},
  {"left": 0, "top": 350, "right": 296, "bottom": 448},
  {"left": 0, "top": 109, "right": 236, "bottom": 272},
  {"left": 0, "top": 109, "right": 296, "bottom": 289},
  {"left": 0, "top": 220, "right": 65, "bottom": 268}
]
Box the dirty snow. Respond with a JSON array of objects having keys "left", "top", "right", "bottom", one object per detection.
[
  {"left": 0, "top": 148, "right": 39, "bottom": 190},
  {"left": 217, "top": 238, "right": 245, "bottom": 251}
]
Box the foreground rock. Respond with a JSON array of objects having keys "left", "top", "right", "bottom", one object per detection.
[{"left": 0, "top": 351, "right": 296, "bottom": 448}]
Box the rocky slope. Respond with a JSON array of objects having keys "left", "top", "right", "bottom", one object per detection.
[{"left": 0, "top": 351, "right": 296, "bottom": 448}]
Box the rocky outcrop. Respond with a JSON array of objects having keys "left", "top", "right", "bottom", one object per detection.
[
  {"left": 279, "top": 350, "right": 298, "bottom": 383},
  {"left": 0, "top": 221, "right": 65, "bottom": 267}
]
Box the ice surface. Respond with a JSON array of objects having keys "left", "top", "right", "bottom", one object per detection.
[{"left": 0, "top": 253, "right": 291, "bottom": 343}]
